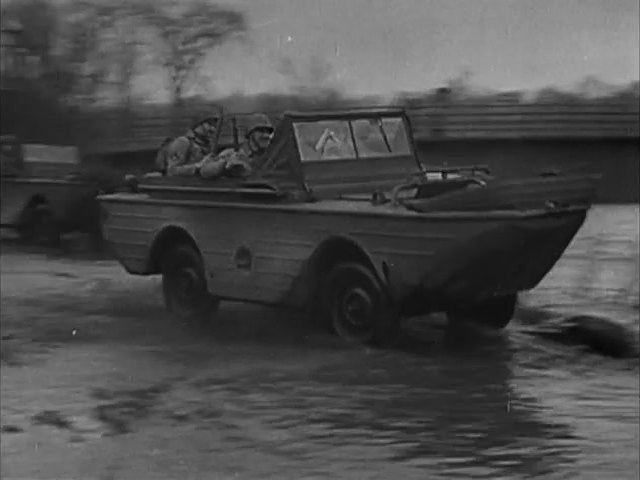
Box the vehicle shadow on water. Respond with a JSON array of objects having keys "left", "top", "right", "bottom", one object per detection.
[
  {"left": 328, "top": 325, "right": 582, "bottom": 478},
  {"left": 0, "top": 263, "right": 594, "bottom": 479},
  {"left": 191, "top": 312, "right": 585, "bottom": 478},
  {"left": 1, "top": 231, "right": 636, "bottom": 478}
]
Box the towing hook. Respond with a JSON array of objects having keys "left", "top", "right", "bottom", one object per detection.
[{"left": 371, "top": 190, "right": 388, "bottom": 205}]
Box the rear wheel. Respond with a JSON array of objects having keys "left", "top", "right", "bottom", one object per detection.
[
  {"left": 19, "top": 206, "right": 61, "bottom": 247},
  {"left": 162, "top": 244, "right": 219, "bottom": 322},
  {"left": 321, "top": 262, "right": 400, "bottom": 346},
  {"left": 447, "top": 294, "right": 517, "bottom": 330}
]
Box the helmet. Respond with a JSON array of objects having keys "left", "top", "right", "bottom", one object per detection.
[
  {"left": 190, "top": 116, "right": 220, "bottom": 131},
  {"left": 244, "top": 113, "right": 274, "bottom": 137}
]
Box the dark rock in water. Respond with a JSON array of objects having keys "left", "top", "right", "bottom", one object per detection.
[
  {"left": 32, "top": 410, "right": 73, "bottom": 430},
  {"left": 562, "top": 315, "right": 639, "bottom": 359},
  {"left": 524, "top": 313, "right": 639, "bottom": 359},
  {"left": 1, "top": 424, "right": 24, "bottom": 434}
]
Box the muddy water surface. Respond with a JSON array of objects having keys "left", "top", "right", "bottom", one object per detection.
[{"left": 1, "top": 205, "right": 638, "bottom": 480}]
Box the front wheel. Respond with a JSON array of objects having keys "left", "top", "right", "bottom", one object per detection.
[
  {"left": 322, "top": 262, "right": 399, "bottom": 346},
  {"left": 447, "top": 294, "right": 517, "bottom": 330},
  {"left": 162, "top": 244, "right": 219, "bottom": 322}
]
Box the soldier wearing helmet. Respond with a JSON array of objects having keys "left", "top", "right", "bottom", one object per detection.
[
  {"left": 199, "top": 113, "right": 274, "bottom": 180},
  {"left": 155, "top": 116, "right": 219, "bottom": 176}
]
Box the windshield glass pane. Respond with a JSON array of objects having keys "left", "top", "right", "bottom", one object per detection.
[
  {"left": 381, "top": 118, "right": 411, "bottom": 155},
  {"left": 351, "top": 117, "right": 411, "bottom": 158},
  {"left": 351, "top": 118, "right": 392, "bottom": 158},
  {"left": 293, "top": 120, "right": 356, "bottom": 162}
]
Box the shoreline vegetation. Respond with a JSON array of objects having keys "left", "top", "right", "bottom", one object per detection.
[
  {"left": 1, "top": 0, "right": 638, "bottom": 143},
  {"left": 1, "top": 0, "right": 638, "bottom": 204}
]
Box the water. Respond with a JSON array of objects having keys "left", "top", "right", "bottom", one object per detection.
[
  {"left": 524, "top": 205, "right": 639, "bottom": 319},
  {"left": 1, "top": 205, "right": 638, "bottom": 479}
]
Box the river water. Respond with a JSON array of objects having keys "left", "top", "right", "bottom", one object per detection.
[{"left": 1, "top": 205, "right": 638, "bottom": 480}]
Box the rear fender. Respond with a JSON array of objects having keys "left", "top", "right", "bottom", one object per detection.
[{"left": 145, "top": 223, "right": 202, "bottom": 274}]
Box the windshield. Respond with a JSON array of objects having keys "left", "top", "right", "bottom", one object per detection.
[{"left": 293, "top": 116, "right": 411, "bottom": 162}]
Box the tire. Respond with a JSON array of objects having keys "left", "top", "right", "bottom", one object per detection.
[
  {"left": 161, "top": 244, "right": 219, "bottom": 322},
  {"left": 19, "top": 206, "right": 61, "bottom": 247},
  {"left": 321, "top": 262, "right": 400, "bottom": 346},
  {"left": 447, "top": 294, "right": 517, "bottom": 330}
]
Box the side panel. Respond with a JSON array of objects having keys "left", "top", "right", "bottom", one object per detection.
[
  {"left": 349, "top": 216, "right": 499, "bottom": 295},
  {"left": 100, "top": 201, "right": 170, "bottom": 274},
  {"left": 102, "top": 200, "right": 321, "bottom": 299},
  {"left": 100, "top": 198, "right": 493, "bottom": 306}
]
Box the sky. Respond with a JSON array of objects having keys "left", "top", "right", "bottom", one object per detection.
[{"left": 137, "top": 0, "right": 640, "bottom": 99}]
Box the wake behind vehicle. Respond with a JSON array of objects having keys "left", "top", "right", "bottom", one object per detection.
[{"left": 98, "top": 107, "right": 600, "bottom": 345}]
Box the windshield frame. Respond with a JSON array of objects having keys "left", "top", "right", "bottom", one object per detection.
[{"left": 291, "top": 113, "right": 417, "bottom": 165}]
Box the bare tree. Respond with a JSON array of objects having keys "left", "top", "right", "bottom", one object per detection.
[
  {"left": 275, "top": 54, "right": 343, "bottom": 108},
  {"left": 133, "top": 0, "right": 247, "bottom": 107},
  {"left": 575, "top": 75, "right": 616, "bottom": 99},
  {"left": 276, "top": 54, "right": 336, "bottom": 93},
  {"left": 110, "top": 28, "right": 142, "bottom": 108},
  {"left": 10, "top": 0, "right": 118, "bottom": 105},
  {"left": 57, "top": 0, "right": 154, "bottom": 106},
  {"left": 4, "top": 0, "right": 246, "bottom": 108},
  {"left": 96, "top": 8, "right": 149, "bottom": 107},
  {"left": 1, "top": 0, "right": 58, "bottom": 79},
  {"left": 3, "top": 0, "right": 150, "bottom": 106},
  {"left": 445, "top": 68, "right": 474, "bottom": 100}
]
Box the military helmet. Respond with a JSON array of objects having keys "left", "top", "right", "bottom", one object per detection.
[
  {"left": 190, "top": 116, "right": 220, "bottom": 131},
  {"left": 244, "top": 113, "right": 274, "bottom": 137}
]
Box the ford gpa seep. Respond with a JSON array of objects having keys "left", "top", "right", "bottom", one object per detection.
[{"left": 97, "top": 108, "right": 600, "bottom": 346}]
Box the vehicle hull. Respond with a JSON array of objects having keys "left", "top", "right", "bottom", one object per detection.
[
  {"left": 394, "top": 208, "right": 587, "bottom": 314},
  {"left": 99, "top": 194, "right": 590, "bottom": 314}
]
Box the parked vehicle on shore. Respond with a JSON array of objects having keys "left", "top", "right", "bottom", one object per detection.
[
  {"left": 98, "top": 107, "right": 600, "bottom": 345},
  {"left": 1, "top": 136, "right": 113, "bottom": 246}
]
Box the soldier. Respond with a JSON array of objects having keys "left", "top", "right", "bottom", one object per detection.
[
  {"left": 199, "top": 113, "right": 274, "bottom": 180},
  {"left": 155, "top": 116, "right": 219, "bottom": 177}
]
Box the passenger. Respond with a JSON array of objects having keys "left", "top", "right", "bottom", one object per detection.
[
  {"left": 155, "top": 116, "right": 219, "bottom": 177},
  {"left": 198, "top": 113, "right": 274, "bottom": 180}
]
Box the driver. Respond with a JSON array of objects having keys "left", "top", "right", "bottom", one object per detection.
[{"left": 198, "top": 113, "right": 274, "bottom": 179}]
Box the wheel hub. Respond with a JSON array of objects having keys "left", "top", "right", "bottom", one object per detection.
[
  {"left": 342, "top": 287, "right": 374, "bottom": 328},
  {"left": 174, "top": 268, "right": 200, "bottom": 302}
]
